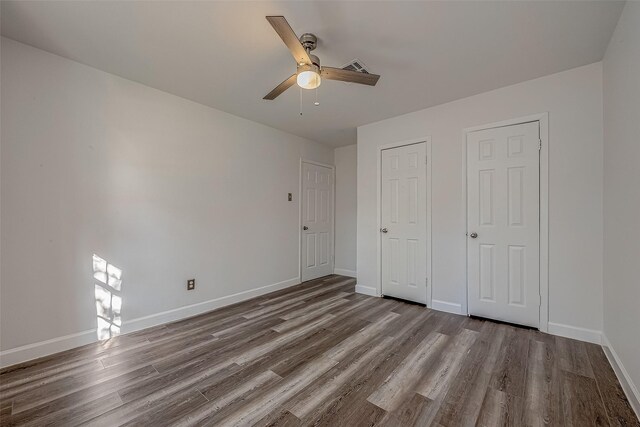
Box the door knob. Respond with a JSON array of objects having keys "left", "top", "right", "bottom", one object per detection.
[
  {"left": 303, "top": 226, "right": 308, "bottom": 231},
  {"left": 469, "top": 232, "right": 478, "bottom": 238},
  {"left": 380, "top": 228, "right": 388, "bottom": 233}
]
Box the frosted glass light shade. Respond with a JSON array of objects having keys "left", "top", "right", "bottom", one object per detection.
[{"left": 297, "top": 70, "right": 321, "bottom": 89}]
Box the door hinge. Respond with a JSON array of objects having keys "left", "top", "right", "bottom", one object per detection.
[{"left": 538, "top": 139, "right": 542, "bottom": 151}]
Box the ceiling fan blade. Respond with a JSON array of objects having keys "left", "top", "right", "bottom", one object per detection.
[
  {"left": 321, "top": 67, "right": 380, "bottom": 86},
  {"left": 263, "top": 74, "right": 297, "bottom": 100},
  {"left": 266, "top": 16, "right": 312, "bottom": 65}
]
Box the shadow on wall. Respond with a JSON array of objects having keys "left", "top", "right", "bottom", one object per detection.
[{"left": 93, "top": 254, "right": 123, "bottom": 340}]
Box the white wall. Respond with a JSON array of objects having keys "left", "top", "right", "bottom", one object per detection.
[
  {"left": 0, "top": 38, "right": 333, "bottom": 366},
  {"left": 358, "top": 62, "right": 604, "bottom": 338},
  {"left": 333, "top": 145, "right": 357, "bottom": 277},
  {"left": 603, "top": 1, "right": 640, "bottom": 412}
]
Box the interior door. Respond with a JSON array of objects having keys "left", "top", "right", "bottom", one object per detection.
[
  {"left": 301, "top": 162, "right": 334, "bottom": 282},
  {"left": 467, "top": 121, "right": 540, "bottom": 327},
  {"left": 381, "top": 143, "right": 427, "bottom": 304}
]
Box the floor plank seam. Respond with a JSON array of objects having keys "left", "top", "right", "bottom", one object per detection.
[{"left": 197, "top": 388, "right": 209, "bottom": 402}]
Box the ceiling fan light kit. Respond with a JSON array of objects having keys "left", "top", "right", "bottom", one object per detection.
[
  {"left": 263, "top": 15, "right": 380, "bottom": 102},
  {"left": 296, "top": 50, "right": 322, "bottom": 89},
  {"left": 297, "top": 67, "right": 321, "bottom": 89}
]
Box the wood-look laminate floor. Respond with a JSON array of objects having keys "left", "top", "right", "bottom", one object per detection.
[{"left": 1, "top": 275, "right": 638, "bottom": 427}]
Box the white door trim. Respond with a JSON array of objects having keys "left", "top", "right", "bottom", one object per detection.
[
  {"left": 299, "top": 159, "right": 336, "bottom": 283},
  {"left": 461, "top": 112, "right": 549, "bottom": 332},
  {"left": 376, "top": 137, "right": 433, "bottom": 307}
]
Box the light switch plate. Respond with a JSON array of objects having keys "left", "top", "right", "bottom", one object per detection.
[{"left": 288, "top": 193, "right": 293, "bottom": 201}]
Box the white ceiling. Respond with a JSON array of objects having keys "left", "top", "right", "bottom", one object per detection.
[{"left": 1, "top": 1, "right": 624, "bottom": 147}]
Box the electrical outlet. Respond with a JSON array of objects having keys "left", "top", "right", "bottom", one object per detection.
[
  {"left": 187, "top": 279, "right": 195, "bottom": 290},
  {"left": 288, "top": 193, "right": 293, "bottom": 201}
]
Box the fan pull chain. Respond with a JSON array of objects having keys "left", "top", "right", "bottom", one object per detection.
[
  {"left": 299, "top": 87, "right": 303, "bottom": 116},
  {"left": 314, "top": 87, "right": 319, "bottom": 106}
]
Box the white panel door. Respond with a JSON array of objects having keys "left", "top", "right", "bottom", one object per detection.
[
  {"left": 467, "top": 121, "right": 540, "bottom": 327},
  {"left": 301, "top": 162, "right": 334, "bottom": 282},
  {"left": 381, "top": 143, "right": 427, "bottom": 304}
]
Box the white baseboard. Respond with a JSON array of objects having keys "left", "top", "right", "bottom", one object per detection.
[
  {"left": 355, "top": 284, "right": 378, "bottom": 297},
  {"left": 602, "top": 335, "right": 640, "bottom": 419},
  {"left": 431, "top": 299, "right": 463, "bottom": 315},
  {"left": 547, "top": 322, "right": 602, "bottom": 344},
  {"left": 122, "top": 277, "right": 299, "bottom": 333},
  {"left": 333, "top": 268, "right": 356, "bottom": 278},
  {"left": 0, "top": 328, "right": 97, "bottom": 368},
  {"left": 0, "top": 277, "right": 300, "bottom": 369}
]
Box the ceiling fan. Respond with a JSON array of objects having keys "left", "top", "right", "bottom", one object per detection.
[{"left": 263, "top": 16, "right": 381, "bottom": 100}]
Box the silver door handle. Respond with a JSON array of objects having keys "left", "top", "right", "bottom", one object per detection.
[
  {"left": 469, "top": 232, "right": 478, "bottom": 238},
  {"left": 380, "top": 228, "right": 388, "bottom": 233},
  {"left": 303, "top": 226, "right": 308, "bottom": 231}
]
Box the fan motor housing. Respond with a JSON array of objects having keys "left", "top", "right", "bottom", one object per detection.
[
  {"left": 297, "top": 62, "right": 321, "bottom": 75},
  {"left": 308, "top": 54, "right": 320, "bottom": 68}
]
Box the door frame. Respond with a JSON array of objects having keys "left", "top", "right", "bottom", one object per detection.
[
  {"left": 376, "top": 137, "right": 433, "bottom": 307},
  {"left": 299, "top": 159, "right": 336, "bottom": 283},
  {"left": 462, "top": 112, "right": 549, "bottom": 332}
]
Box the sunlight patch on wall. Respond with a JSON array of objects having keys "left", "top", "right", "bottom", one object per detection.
[{"left": 93, "top": 254, "right": 123, "bottom": 340}]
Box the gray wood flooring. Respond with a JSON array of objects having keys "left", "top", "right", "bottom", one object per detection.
[{"left": 1, "top": 275, "right": 638, "bottom": 426}]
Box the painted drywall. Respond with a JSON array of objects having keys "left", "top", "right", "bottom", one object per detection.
[
  {"left": 603, "top": 1, "right": 640, "bottom": 410},
  {"left": 0, "top": 38, "right": 333, "bottom": 365},
  {"left": 333, "top": 145, "right": 357, "bottom": 277},
  {"left": 358, "top": 62, "right": 604, "bottom": 336}
]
